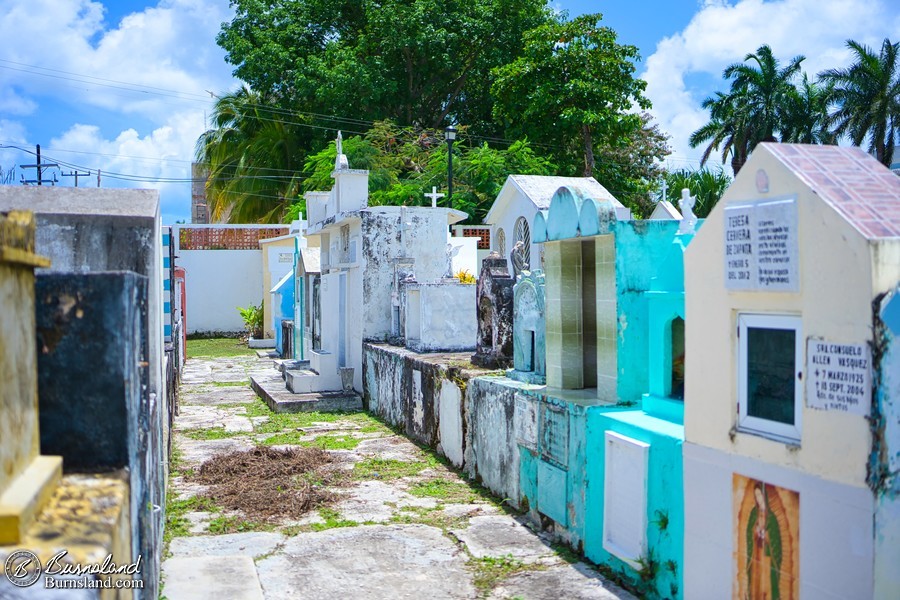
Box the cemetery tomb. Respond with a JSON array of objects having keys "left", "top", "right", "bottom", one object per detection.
[
  {"left": 682, "top": 143, "right": 900, "bottom": 599},
  {"left": 471, "top": 253, "right": 515, "bottom": 368},
  {"left": 0, "top": 211, "right": 61, "bottom": 546}
]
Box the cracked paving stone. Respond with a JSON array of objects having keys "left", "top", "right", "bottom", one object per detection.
[
  {"left": 255, "top": 524, "right": 475, "bottom": 600},
  {"left": 451, "top": 515, "right": 555, "bottom": 563}
]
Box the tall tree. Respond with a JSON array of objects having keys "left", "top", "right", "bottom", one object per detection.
[
  {"left": 195, "top": 87, "right": 310, "bottom": 223},
  {"left": 491, "top": 13, "right": 653, "bottom": 178},
  {"left": 780, "top": 74, "right": 836, "bottom": 145},
  {"left": 820, "top": 38, "right": 900, "bottom": 167},
  {"left": 689, "top": 92, "right": 752, "bottom": 175},
  {"left": 691, "top": 44, "right": 804, "bottom": 174},
  {"left": 217, "top": 0, "right": 550, "bottom": 133}
]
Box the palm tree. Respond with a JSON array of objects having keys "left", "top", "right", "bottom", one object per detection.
[
  {"left": 780, "top": 74, "right": 836, "bottom": 145},
  {"left": 689, "top": 91, "right": 753, "bottom": 174},
  {"left": 691, "top": 44, "right": 804, "bottom": 174},
  {"left": 658, "top": 166, "right": 732, "bottom": 218},
  {"left": 195, "top": 87, "right": 309, "bottom": 223},
  {"left": 820, "top": 38, "right": 900, "bottom": 167}
]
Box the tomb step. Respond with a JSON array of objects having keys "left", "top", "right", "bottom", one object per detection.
[
  {"left": 284, "top": 368, "right": 321, "bottom": 394},
  {"left": 274, "top": 359, "right": 310, "bottom": 374},
  {"left": 250, "top": 373, "right": 362, "bottom": 414}
]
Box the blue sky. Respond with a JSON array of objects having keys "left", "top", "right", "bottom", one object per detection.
[{"left": 0, "top": 0, "right": 897, "bottom": 224}]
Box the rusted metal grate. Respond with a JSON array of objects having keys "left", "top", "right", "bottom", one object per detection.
[{"left": 179, "top": 227, "right": 288, "bottom": 250}]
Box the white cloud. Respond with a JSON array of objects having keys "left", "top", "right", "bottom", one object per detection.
[
  {"left": 0, "top": 0, "right": 238, "bottom": 221},
  {"left": 642, "top": 0, "right": 900, "bottom": 171},
  {"left": 46, "top": 109, "right": 207, "bottom": 221},
  {"left": 0, "top": 0, "right": 236, "bottom": 119}
]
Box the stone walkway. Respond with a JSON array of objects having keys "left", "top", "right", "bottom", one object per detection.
[{"left": 161, "top": 352, "right": 634, "bottom": 600}]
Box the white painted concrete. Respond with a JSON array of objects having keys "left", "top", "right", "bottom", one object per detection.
[
  {"left": 439, "top": 381, "right": 464, "bottom": 468},
  {"left": 177, "top": 249, "right": 263, "bottom": 334},
  {"left": 683, "top": 442, "right": 874, "bottom": 600},
  {"left": 403, "top": 282, "right": 476, "bottom": 352}
]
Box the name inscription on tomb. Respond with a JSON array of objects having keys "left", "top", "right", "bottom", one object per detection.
[
  {"left": 806, "top": 339, "right": 871, "bottom": 416},
  {"left": 724, "top": 197, "right": 798, "bottom": 292}
]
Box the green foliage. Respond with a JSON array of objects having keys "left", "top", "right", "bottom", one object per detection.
[
  {"left": 237, "top": 302, "right": 264, "bottom": 338},
  {"left": 407, "top": 478, "right": 486, "bottom": 503},
  {"left": 691, "top": 44, "right": 805, "bottom": 175},
  {"left": 300, "top": 121, "right": 554, "bottom": 223},
  {"left": 692, "top": 38, "right": 900, "bottom": 172},
  {"left": 217, "top": 0, "right": 549, "bottom": 132},
  {"left": 206, "top": 4, "right": 661, "bottom": 222},
  {"left": 195, "top": 87, "right": 309, "bottom": 223},
  {"left": 820, "top": 38, "right": 900, "bottom": 167},
  {"left": 658, "top": 167, "right": 732, "bottom": 219},
  {"left": 491, "top": 12, "right": 667, "bottom": 211}
]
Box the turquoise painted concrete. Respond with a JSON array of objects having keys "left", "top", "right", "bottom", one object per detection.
[
  {"left": 516, "top": 388, "right": 629, "bottom": 549},
  {"left": 612, "top": 220, "right": 684, "bottom": 404},
  {"left": 516, "top": 186, "right": 701, "bottom": 597},
  {"left": 511, "top": 270, "right": 546, "bottom": 381},
  {"left": 533, "top": 210, "right": 549, "bottom": 243},
  {"left": 584, "top": 408, "right": 684, "bottom": 599}
]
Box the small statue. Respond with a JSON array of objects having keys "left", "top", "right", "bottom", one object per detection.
[
  {"left": 445, "top": 243, "right": 460, "bottom": 278},
  {"left": 678, "top": 188, "right": 697, "bottom": 234},
  {"left": 335, "top": 131, "right": 349, "bottom": 170},
  {"left": 510, "top": 240, "right": 528, "bottom": 279}
]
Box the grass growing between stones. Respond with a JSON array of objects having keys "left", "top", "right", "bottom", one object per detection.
[
  {"left": 262, "top": 432, "right": 362, "bottom": 450},
  {"left": 181, "top": 426, "right": 244, "bottom": 441},
  {"left": 164, "top": 495, "right": 220, "bottom": 544},
  {"left": 187, "top": 337, "right": 255, "bottom": 358},
  {"left": 240, "top": 398, "right": 378, "bottom": 432},
  {"left": 211, "top": 380, "right": 251, "bottom": 387},
  {"left": 352, "top": 456, "right": 439, "bottom": 480},
  {"left": 389, "top": 505, "right": 471, "bottom": 531},
  {"left": 407, "top": 478, "right": 489, "bottom": 504},
  {"left": 467, "top": 555, "right": 546, "bottom": 597},
  {"left": 207, "top": 515, "right": 277, "bottom": 535},
  {"left": 308, "top": 508, "right": 360, "bottom": 532}
]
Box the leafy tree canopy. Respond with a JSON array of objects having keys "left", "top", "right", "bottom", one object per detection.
[
  {"left": 207, "top": 2, "right": 666, "bottom": 223},
  {"left": 293, "top": 120, "right": 555, "bottom": 223}
]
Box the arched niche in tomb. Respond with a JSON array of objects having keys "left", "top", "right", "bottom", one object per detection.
[
  {"left": 509, "top": 270, "right": 546, "bottom": 384},
  {"left": 669, "top": 316, "right": 685, "bottom": 400}
]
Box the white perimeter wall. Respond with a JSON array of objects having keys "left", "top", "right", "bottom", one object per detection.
[{"left": 179, "top": 249, "right": 263, "bottom": 334}]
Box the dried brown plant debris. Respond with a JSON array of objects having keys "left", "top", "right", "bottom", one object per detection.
[{"left": 192, "top": 446, "right": 341, "bottom": 521}]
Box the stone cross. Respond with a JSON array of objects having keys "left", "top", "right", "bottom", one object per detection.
[
  {"left": 424, "top": 186, "right": 445, "bottom": 208},
  {"left": 678, "top": 188, "right": 698, "bottom": 234}
]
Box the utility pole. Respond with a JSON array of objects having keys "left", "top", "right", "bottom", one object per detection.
[
  {"left": 20, "top": 144, "right": 59, "bottom": 186},
  {"left": 61, "top": 169, "right": 90, "bottom": 187}
]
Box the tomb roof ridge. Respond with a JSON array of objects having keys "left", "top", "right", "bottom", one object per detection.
[{"left": 761, "top": 142, "right": 900, "bottom": 240}]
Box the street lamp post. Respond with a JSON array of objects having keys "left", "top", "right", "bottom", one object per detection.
[{"left": 445, "top": 125, "right": 457, "bottom": 208}]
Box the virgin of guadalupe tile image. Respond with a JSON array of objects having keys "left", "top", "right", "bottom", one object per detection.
[{"left": 733, "top": 474, "right": 799, "bottom": 600}]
